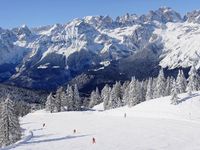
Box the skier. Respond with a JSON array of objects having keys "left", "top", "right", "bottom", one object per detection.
[
  {"left": 43, "top": 123, "right": 45, "bottom": 128},
  {"left": 92, "top": 137, "right": 96, "bottom": 144},
  {"left": 124, "top": 113, "right": 127, "bottom": 118},
  {"left": 73, "top": 129, "right": 76, "bottom": 134}
]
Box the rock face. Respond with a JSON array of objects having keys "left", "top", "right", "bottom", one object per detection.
[{"left": 0, "top": 7, "right": 200, "bottom": 90}]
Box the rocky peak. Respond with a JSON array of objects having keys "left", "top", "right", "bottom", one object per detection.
[
  {"left": 145, "top": 7, "right": 182, "bottom": 23},
  {"left": 184, "top": 10, "right": 200, "bottom": 23}
]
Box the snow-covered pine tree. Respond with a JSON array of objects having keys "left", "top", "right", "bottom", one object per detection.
[
  {"left": 54, "top": 87, "right": 63, "bottom": 112},
  {"left": 146, "top": 78, "right": 153, "bottom": 100},
  {"left": 141, "top": 80, "right": 147, "bottom": 102},
  {"left": 109, "top": 82, "right": 122, "bottom": 109},
  {"left": 176, "top": 70, "right": 187, "bottom": 94},
  {"left": 154, "top": 68, "right": 166, "bottom": 98},
  {"left": 136, "top": 80, "right": 143, "bottom": 103},
  {"left": 152, "top": 78, "right": 157, "bottom": 98},
  {"left": 165, "top": 76, "right": 173, "bottom": 96},
  {"left": 127, "top": 77, "right": 136, "bottom": 107},
  {"left": 89, "top": 87, "right": 102, "bottom": 108},
  {"left": 101, "top": 84, "right": 111, "bottom": 110},
  {"left": 82, "top": 97, "right": 90, "bottom": 109},
  {"left": 89, "top": 90, "right": 97, "bottom": 108},
  {"left": 14, "top": 100, "right": 31, "bottom": 117},
  {"left": 0, "top": 95, "right": 21, "bottom": 147},
  {"left": 121, "top": 81, "right": 130, "bottom": 101},
  {"left": 60, "top": 88, "right": 69, "bottom": 111},
  {"left": 45, "top": 92, "right": 55, "bottom": 113},
  {"left": 171, "top": 80, "right": 179, "bottom": 105},
  {"left": 128, "top": 77, "right": 141, "bottom": 107},
  {"left": 66, "top": 85, "right": 74, "bottom": 111},
  {"left": 122, "top": 83, "right": 130, "bottom": 106},
  {"left": 95, "top": 87, "right": 102, "bottom": 105},
  {"left": 73, "top": 84, "right": 82, "bottom": 111},
  {"left": 187, "top": 65, "right": 200, "bottom": 93}
]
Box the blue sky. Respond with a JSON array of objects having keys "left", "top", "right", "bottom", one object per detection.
[{"left": 0, "top": 0, "right": 199, "bottom": 28}]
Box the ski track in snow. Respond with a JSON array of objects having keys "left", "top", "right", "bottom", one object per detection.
[{"left": 5, "top": 92, "right": 200, "bottom": 150}]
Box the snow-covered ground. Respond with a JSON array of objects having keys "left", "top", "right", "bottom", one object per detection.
[{"left": 5, "top": 92, "right": 200, "bottom": 150}]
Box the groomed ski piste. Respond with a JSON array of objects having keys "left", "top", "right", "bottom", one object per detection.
[{"left": 2, "top": 92, "right": 200, "bottom": 150}]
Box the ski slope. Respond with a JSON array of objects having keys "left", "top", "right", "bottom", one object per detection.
[{"left": 5, "top": 92, "right": 200, "bottom": 150}]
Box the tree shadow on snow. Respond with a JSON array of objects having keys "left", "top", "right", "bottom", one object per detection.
[
  {"left": 25, "top": 134, "right": 91, "bottom": 144},
  {"left": 32, "top": 134, "right": 55, "bottom": 139},
  {"left": 21, "top": 122, "right": 34, "bottom": 125},
  {"left": 178, "top": 93, "right": 199, "bottom": 104},
  {"left": 32, "top": 128, "right": 44, "bottom": 131}
]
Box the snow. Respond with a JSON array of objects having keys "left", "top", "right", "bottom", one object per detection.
[
  {"left": 0, "top": 130, "right": 33, "bottom": 150},
  {"left": 6, "top": 91, "right": 200, "bottom": 150},
  {"left": 92, "top": 61, "right": 110, "bottom": 71},
  {"left": 92, "top": 103, "right": 104, "bottom": 111},
  {"left": 100, "top": 61, "right": 110, "bottom": 67},
  {"left": 156, "top": 22, "right": 200, "bottom": 69},
  {"left": 101, "top": 25, "right": 140, "bottom": 41},
  {"left": 52, "top": 66, "right": 60, "bottom": 69},
  {"left": 93, "top": 67, "right": 104, "bottom": 71},
  {"left": 37, "top": 65, "right": 48, "bottom": 69}
]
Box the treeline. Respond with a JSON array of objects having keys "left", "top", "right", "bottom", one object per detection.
[
  {"left": 0, "top": 95, "right": 22, "bottom": 147},
  {"left": 45, "top": 65, "right": 200, "bottom": 112},
  {"left": 45, "top": 85, "right": 82, "bottom": 112}
]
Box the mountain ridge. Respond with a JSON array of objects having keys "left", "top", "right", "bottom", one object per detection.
[{"left": 0, "top": 7, "right": 200, "bottom": 90}]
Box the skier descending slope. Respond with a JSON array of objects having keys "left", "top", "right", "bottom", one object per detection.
[
  {"left": 92, "top": 137, "right": 96, "bottom": 144},
  {"left": 73, "top": 129, "right": 76, "bottom": 134},
  {"left": 124, "top": 113, "right": 127, "bottom": 118}
]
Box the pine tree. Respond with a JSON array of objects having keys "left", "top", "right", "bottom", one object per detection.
[
  {"left": 127, "top": 77, "right": 136, "bottom": 107},
  {"left": 171, "top": 80, "right": 179, "bottom": 105},
  {"left": 121, "top": 81, "right": 130, "bottom": 105},
  {"left": 73, "top": 84, "right": 82, "bottom": 111},
  {"left": 45, "top": 92, "right": 55, "bottom": 113},
  {"left": 0, "top": 95, "right": 21, "bottom": 147},
  {"left": 89, "top": 90, "right": 97, "bottom": 108},
  {"left": 146, "top": 78, "right": 153, "bottom": 100},
  {"left": 54, "top": 87, "right": 63, "bottom": 112},
  {"left": 109, "top": 82, "right": 122, "bottom": 108},
  {"left": 66, "top": 85, "right": 74, "bottom": 111},
  {"left": 154, "top": 68, "right": 166, "bottom": 98},
  {"left": 95, "top": 87, "right": 102, "bottom": 105},
  {"left": 176, "top": 70, "right": 187, "bottom": 94},
  {"left": 101, "top": 84, "right": 111, "bottom": 110},
  {"left": 187, "top": 65, "right": 200, "bottom": 93},
  {"left": 127, "top": 78, "right": 142, "bottom": 107},
  {"left": 152, "top": 78, "right": 157, "bottom": 98},
  {"left": 14, "top": 100, "right": 31, "bottom": 117},
  {"left": 140, "top": 80, "right": 147, "bottom": 102},
  {"left": 122, "top": 81, "right": 131, "bottom": 106},
  {"left": 88, "top": 87, "right": 101, "bottom": 108},
  {"left": 165, "top": 76, "right": 174, "bottom": 96},
  {"left": 60, "top": 89, "right": 68, "bottom": 111}
]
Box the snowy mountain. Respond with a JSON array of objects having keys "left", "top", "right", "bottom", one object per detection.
[
  {"left": 6, "top": 91, "right": 200, "bottom": 150},
  {"left": 1, "top": 7, "right": 200, "bottom": 89}
]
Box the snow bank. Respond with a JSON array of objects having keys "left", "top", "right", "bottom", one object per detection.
[{"left": 101, "top": 91, "right": 200, "bottom": 122}]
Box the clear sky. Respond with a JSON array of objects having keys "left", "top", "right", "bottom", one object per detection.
[{"left": 0, "top": 0, "right": 199, "bottom": 28}]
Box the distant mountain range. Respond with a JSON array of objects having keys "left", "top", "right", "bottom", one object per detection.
[{"left": 0, "top": 7, "right": 200, "bottom": 91}]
